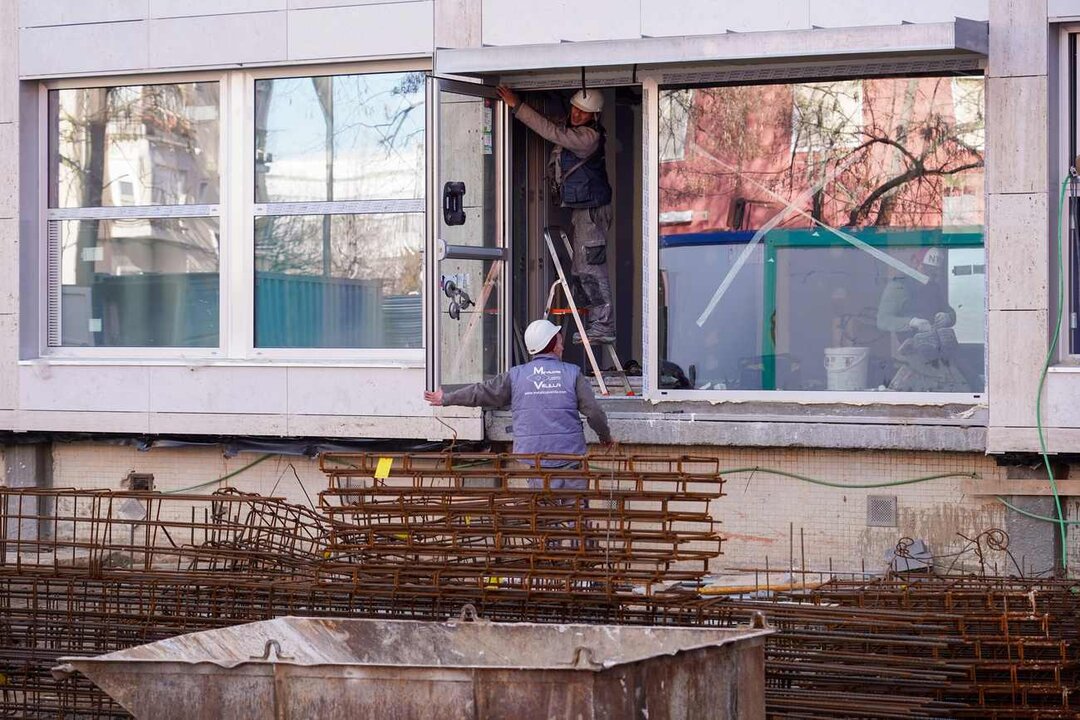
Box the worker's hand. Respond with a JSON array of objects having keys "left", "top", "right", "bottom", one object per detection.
[
  {"left": 496, "top": 85, "right": 520, "bottom": 109},
  {"left": 601, "top": 439, "right": 619, "bottom": 454},
  {"left": 908, "top": 317, "right": 932, "bottom": 333},
  {"left": 424, "top": 390, "right": 444, "bottom": 406},
  {"left": 932, "top": 312, "right": 952, "bottom": 328}
]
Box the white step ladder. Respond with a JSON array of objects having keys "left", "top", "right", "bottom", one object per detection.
[{"left": 542, "top": 227, "right": 633, "bottom": 397}]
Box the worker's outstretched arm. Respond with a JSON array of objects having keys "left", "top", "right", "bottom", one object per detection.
[
  {"left": 494, "top": 85, "right": 603, "bottom": 160},
  {"left": 428, "top": 373, "right": 512, "bottom": 409},
  {"left": 575, "top": 375, "right": 612, "bottom": 444}
]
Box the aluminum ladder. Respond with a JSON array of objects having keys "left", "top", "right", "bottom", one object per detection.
[{"left": 542, "top": 226, "right": 633, "bottom": 397}]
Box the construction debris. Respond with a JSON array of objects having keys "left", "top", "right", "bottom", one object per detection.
[{"left": 0, "top": 452, "right": 1076, "bottom": 718}]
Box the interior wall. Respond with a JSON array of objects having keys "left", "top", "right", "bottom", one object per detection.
[{"left": 514, "top": 87, "right": 642, "bottom": 372}]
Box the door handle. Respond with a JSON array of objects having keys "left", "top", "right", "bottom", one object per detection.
[{"left": 443, "top": 181, "right": 466, "bottom": 226}]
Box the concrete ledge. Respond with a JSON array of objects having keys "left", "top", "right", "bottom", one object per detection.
[
  {"left": 438, "top": 19, "right": 988, "bottom": 75},
  {"left": 962, "top": 478, "right": 1080, "bottom": 496},
  {"left": 487, "top": 408, "right": 987, "bottom": 452}
]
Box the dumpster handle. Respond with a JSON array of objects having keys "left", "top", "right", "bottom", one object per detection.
[
  {"left": 571, "top": 646, "right": 603, "bottom": 670},
  {"left": 250, "top": 639, "right": 294, "bottom": 662},
  {"left": 458, "top": 604, "right": 484, "bottom": 623}
]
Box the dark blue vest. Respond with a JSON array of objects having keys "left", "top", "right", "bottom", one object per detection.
[
  {"left": 508, "top": 354, "right": 586, "bottom": 461},
  {"left": 559, "top": 125, "right": 612, "bottom": 209}
]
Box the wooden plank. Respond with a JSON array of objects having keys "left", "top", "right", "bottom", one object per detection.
[{"left": 962, "top": 478, "right": 1080, "bottom": 496}]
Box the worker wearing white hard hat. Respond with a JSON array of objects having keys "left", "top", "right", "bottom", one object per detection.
[
  {"left": 424, "top": 319, "right": 614, "bottom": 485},
  {"left": 876, "top": 245, "right": 970, "bottom": 392},
  {"left": 496, "top": 84, "right": 616, "bottom": 345}
]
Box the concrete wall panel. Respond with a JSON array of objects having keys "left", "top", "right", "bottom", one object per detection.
[
  {"left": 642, "top": 0, "right": 809, "bottom": 36},
  {"left": 480, "top": 0, "right": 640, "bottom": 46},
  {"left": 19, "top": 365, "right": 150, "bottom": 412},
  {"left": 288, "top": 1, "right": 433, "bottom": 60},
  {"left": 0, "top": 1, "right": 17, "bottom": 123},
  {"left": 988, "top": 0, "right": 1046, "bottom": 78},
  {"left": 808, "top": 0, "right": 988, "bottom": 28},
  {"left": 20, "top": 22, "right": 148, "bottom": 76},
  {"left": 150, "top": 0, "right": 287, "bottom": 18},
  {"left": 0, "top": 221, "right": 17, "bottom": 315},
  {"left": 18, "top": 0, "right": 147, "bottom": 28},
  {"left": 148, "top": 412, "right": 287, "bottom": 435},
  {"left": 289, "top": 0, "right": 424, "bottom": 8},
  {"left": 987, "top": 425, "right": 1080, "bottom": 453},
  {"left": 288, "top": 413, "right": 483, "bottom": 440},
  {"left": 17, "top": 410, "right": 149, "bottom": 434},
  {"left": 986, "top": 193, "right": 1048, "bottom": 311},
  {"left": 988, "top": 309, "right": 1048, "bottom": 428},
  {"left": 0, "top": 123, "right": 16, "bottom": 220},
  {"left": 0, "top": 315, "right": 16, "bottom": 409},
  {"left": 985, "top": 75, "right": 1048, "bottom": 195},
  {"left": 148, "top": 366, "right": 288, "bottom": 414},
  {"left": 1044, "top": 370, "right": 1080, "bottom": 429},
  {"left": 435, "top": 0, "right": 481, "bottom": 48},
  {"left": 149, "top": 12, "right": 287, "bottom": 68},
  {"left": 286, "top": 366, "right": 431, "bottom": 417},
  {"left": 1049, "top": 0, "right": 1080, "bottom": 18}
]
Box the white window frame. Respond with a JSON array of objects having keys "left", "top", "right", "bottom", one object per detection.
[
  {"left": 40, "top": 70, "right": 228, "bottom": 361},
  {"left": 1056, "top": 25, "right": 1080, "bottom": 363},
  {"left": 644, "top": 67, "right": 986, "bottom": 406},
  {"left": 37, "top": 60, "right": 431, "bottom": 366}
]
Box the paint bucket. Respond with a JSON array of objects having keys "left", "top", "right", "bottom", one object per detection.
[{"left": 824, "top": 346, "right": 869, "bottom": 391}]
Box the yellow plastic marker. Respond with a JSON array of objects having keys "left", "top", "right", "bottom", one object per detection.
[{"left": 374, "top": 457, "right": 393, "bottom": 479}]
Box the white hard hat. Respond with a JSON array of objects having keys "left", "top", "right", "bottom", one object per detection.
[
  {"left": 524, "top": 319, "right": 561, "bottom": 355},
  {"left": 570, "top": 88, "right": 603, "bottom": 114}
]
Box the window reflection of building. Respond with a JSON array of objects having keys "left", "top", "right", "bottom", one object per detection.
[
  {"left": 658, "top": 75, "right": 986, "bottom": 393},
  {"left": 50, "top": 82, "right": 221, "bottom": 348},
  {"left": 47, "top": 72, "right": 427, "bottom": 351}
]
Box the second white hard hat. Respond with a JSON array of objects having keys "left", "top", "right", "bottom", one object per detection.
[
  {"left": 570, "top": 89, "right": 603, "bottom": 114},
  {"left": 524, "top": 319, "right": 561, "bottom": 355}
]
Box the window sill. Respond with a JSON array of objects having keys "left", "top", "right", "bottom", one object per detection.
[
  {"left": 1047, "top": 364, "right": 1080, "bottom": 373},
  {"left": 20, "top": 356, "right": 425, "bottom": 370},
  {"left": 648, "top": 389, "right": 984, "bottom": 406}
]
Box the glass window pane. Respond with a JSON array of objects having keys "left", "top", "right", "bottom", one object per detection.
[
  {"left": 255, "top": 72, "right": 425, "bottom": 203},
  {"left": 659, "top": 75, "right": 985, "bottom": 393},
  {"left": 49, "top": 83, "right": 220, "bottom": 208},
  {"left": 254, "top": 213, "right": 423, "bottom": 348},
  {"left": 57, "top": 218, "right": 219, "bottom": 347}
]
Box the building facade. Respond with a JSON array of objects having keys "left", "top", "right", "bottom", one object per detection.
[{"left": 1, "top": 0, "right": 1078, "bottom": 575}]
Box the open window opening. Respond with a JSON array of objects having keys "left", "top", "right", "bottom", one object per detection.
[{"left": 508, "top": 85, "right": 645, "bottom": 396}]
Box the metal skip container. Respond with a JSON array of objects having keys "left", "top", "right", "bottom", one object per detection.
[{"left": 53, "top": 612, "right": 770, "bottom": 720}]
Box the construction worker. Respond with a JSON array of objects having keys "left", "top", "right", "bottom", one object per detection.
[
  {"left": 424, "top": 318, "right": 613, "bottom": 488},
  {"left": 876, "top": 246, "right": 970, "bottom": 392},
  {"left": 496, "top": 84, "right": 615, "bottom": 344}
]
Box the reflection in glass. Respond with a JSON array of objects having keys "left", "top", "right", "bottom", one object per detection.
[
  {"left": 57, "top": 218, "right": 219, "bottom": 347},
  {"left": 254, "top": 213, "right": 423, "bottom": 348},
  {"left": 439, "top": 259, "right": 503, "bottom": 388},
  {"left": 49, "top": 83, "right": 220, "bottom": 208},
  {"left": 438, "top": 92, "right": 497, "bottom": 249},
  {"left": 658, "top": 76, "right": 985, "bottom": 393},
  {"left": 255, "top": 72, "right": 425, "bottom": 203}
]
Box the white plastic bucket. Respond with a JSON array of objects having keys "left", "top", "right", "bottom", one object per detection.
[{"left": 824, "top": 347, "right": 869, "bottom": 391}]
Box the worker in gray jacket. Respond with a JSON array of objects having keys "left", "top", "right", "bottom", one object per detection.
[
  {"left": 496, "top": 84, "right": 615, "bottom": 344},
  {"left": 424, "top": 319, "right": 613, "bottom": 489}
]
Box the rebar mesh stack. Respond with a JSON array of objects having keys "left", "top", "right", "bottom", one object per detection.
[
  {"left": 318, "top": 452, "right": 726, "bottom": 595},
  {"left": 0, "top": 452, "right": 1078, "bottom": 718}
]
